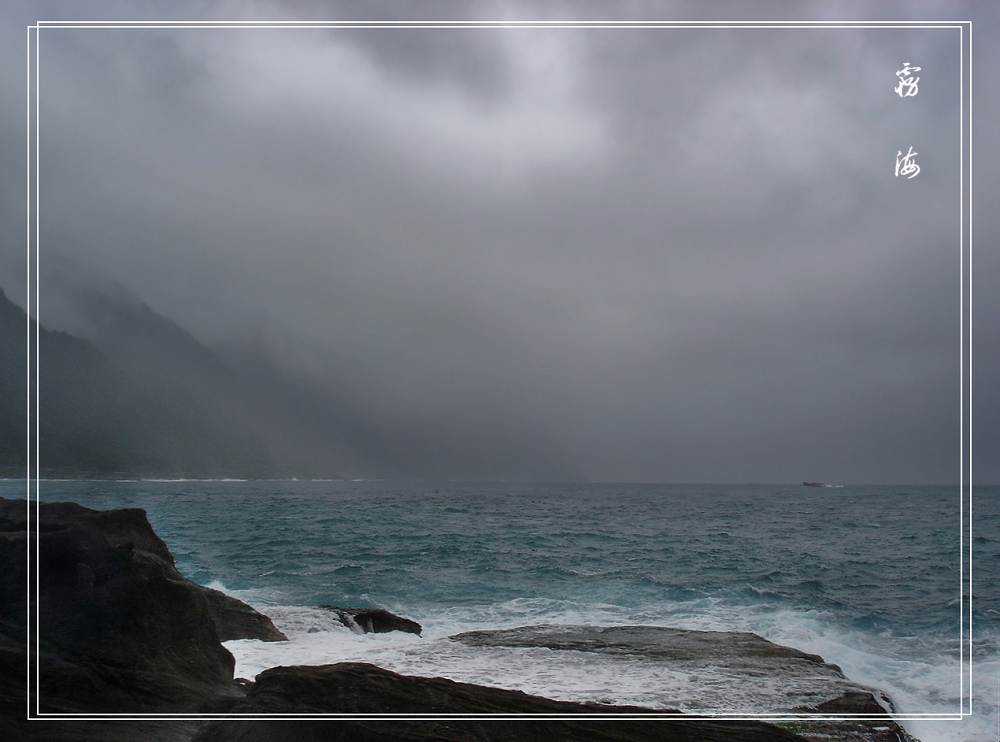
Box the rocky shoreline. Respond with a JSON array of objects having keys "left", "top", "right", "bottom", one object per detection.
[{"left": 0, "top": 496, "right": 918, "bottom": 741}]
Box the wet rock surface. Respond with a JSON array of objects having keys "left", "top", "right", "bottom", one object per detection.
[
  {"left": 190, "top": 662, "right": 804, "bottom": 742},
  {"left": 451, "top": 625, "right": 917, "bottom": 742},
  {"left": 202, "top": 586, "right": 288, "bottom": 642},
  {"left": 782, "top": 690, "right": 919, "bottom": 742},
  {"left": 452, "top": 624, "right": 835, "bottom": 664},
  {"left": 319, "top": 605, "right": 423, "bottom": 635},
  {"left": 452, "top": 625, "right": 858, "bottom": 710}
]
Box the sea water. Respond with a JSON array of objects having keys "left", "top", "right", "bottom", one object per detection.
[{"left": 8, "top": 480, "right": 998, "bottom": 742}]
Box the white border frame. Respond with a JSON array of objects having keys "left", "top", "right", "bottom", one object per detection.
[{"left": 24, "top": 18, "right": 974, "bottom": 727}]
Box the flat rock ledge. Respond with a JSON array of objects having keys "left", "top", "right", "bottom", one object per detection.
[
  {"left": 190, "top": 661, "right": 802, "bottom": 742},
  {"left": 450, "top": 625, "right": 917, "bottom": 742},
  {"left": 451, "top": 624, "right": 837, "bottom": 665}
]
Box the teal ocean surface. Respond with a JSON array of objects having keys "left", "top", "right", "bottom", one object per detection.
[{"left": 9, "top": 480, "right": 999, "bottom": 742}]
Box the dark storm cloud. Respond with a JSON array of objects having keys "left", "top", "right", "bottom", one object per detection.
[
  {"left": 1, "top": 0, "right": 994, "bottom": 483},
  {"left": 329, "top": 26, "right": 514, "bottom": 106}
]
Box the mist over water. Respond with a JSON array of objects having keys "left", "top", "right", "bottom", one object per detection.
[
  {"left": 12, "top": 479, "right": 997, "bottom": 742},
  {"left": 6, "top": 11, "right": 983, "bottom": 486}
]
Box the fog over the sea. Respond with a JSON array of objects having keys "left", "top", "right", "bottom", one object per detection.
[{"left": 1, "top": 1, "right": 996, "bottom": 484}]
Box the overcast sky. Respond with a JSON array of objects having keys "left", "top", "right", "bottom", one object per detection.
[{"left": 1, "top": 1, "right": 996, "bottom": 484}]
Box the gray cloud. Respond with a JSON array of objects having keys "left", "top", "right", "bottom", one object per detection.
[{"left": 1, "top": 0, "right": 994, "bottom": 483}]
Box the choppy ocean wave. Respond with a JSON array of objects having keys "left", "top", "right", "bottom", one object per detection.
[{"left": 12, "top": 479, "right": 999, "bottom": 742}]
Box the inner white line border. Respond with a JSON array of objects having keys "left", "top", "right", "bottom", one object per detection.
[{"left": 24, "top": 18, "right": 974, "bottom": 726}]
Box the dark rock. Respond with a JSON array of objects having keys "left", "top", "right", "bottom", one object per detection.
[
  {"left": 319, "top": 605, "right": 422, "bottom": 635},
  {"left": 191, "top": 662, "right": 807, "bottom": 742},
  {"left": 15, "top": 719, "right": 206, "bottom": 742},
  {"left": 0, "top": 496, "right": 245, "bottom": 714},
  {"left": 0, "top": 637, "right": 29, "bottom": 742},
  {"left": 450, "top": 624, "right": 920, "bottom": 742},
  {"left": 813, "top": 690, "right": 890, "bottom": 715},
  {"left": 200, "top": 585, "right": 288, "bottom": 642},
  {"left": 452, "top": 624, "right": 832, "bottom": 664},
  {"left": 451, "top": 624, "right": 856, "bottom": 710},
  {"left": 783, "top": 691, "right": 919, "bottom": 742}
]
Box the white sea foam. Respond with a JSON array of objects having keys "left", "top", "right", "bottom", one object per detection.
[
  {"left": 139, "top": 477, "right": 247, "bottom": 482},
  {"left": 225, "top": 615, "right": 825, "bottom": 715},
  {"left": 221, "top": 599, "right": 999, "bottom": 741},
  {"left": 202, "top": 579, "right": 290, "bottom": 608},
  {"left": 650, "top": 602, "right": 997, "bottom": 742},
  {"left": 225, "top": 603, "right": 864, "bottom": 715}
]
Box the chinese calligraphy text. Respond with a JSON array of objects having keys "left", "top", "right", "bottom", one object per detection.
[
  {"left": 895, "top": 63, "right": 920, "bottom": 97},
  {"left": 895, "top": 147, "right": 920, "bottom": 179}
]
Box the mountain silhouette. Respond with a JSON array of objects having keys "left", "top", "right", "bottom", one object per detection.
[{"left": 0, "top": 285, "right": 352, "bottom": 479}]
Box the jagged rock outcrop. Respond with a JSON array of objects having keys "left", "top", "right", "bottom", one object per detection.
[
  {"left": 785, "top": 690, "right": 918, "bottom": 742},
  {"left": 0, "top": 496, "right": 284, "bottom": 716},
  {"left": 319, "top": 605, "right": 422, "bottom": 635},
  {"left": 201, "top": 586, "right": 288, "bottom": 642},
  {"left": 191, "top": 662, "right": 805, "bottom": 742}
]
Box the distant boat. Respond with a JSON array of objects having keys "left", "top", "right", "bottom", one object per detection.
[{"left": 803, "top": 481, "right": 843, "bottom": 488}]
